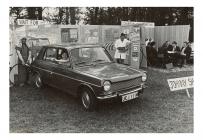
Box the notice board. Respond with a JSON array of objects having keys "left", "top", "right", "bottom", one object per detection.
[
  {"left": 61, "top": 28, "right": 79, "bottom": 43},
  {"left": 101, "top": 26, "right": 121, "bottom": 58},
  {"left": 121, "top": 25, "right": 141, "bottom": 69},
  {"left": 80, "top": 25, "right": 101, "bottom": 44}
]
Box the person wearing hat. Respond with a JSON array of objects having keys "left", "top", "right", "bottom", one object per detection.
[
  {"left": 114, "top": 33, "right": 131, "bottom": 64},
  {"left": 16, "top": 37, "right": 32, "bottom": 86}
]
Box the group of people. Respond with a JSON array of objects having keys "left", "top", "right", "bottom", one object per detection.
[
  {"left": 146, "top": 39, "right": 192, "bottom": 68},
  {"left": 159, "top": 41, "right": 192, "bottom": 67}
]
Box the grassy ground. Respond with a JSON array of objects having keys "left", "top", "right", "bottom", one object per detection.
[{"left": 9, "top": 68, "right": 193, "bottom": 133}]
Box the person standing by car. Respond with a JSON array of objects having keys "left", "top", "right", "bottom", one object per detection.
[
  {"left": 16, "top": 37, "right": 32, "bottom": 86},
  {"left": 114, "top": 33, "right": 131, "bottom": 64}
]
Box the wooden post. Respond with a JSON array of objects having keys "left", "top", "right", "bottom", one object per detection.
[{"left": 186, "top": 89, "right": 190, "bottom": 98}]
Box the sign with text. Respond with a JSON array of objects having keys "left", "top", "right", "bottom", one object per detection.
[
  {"left": 130, "top": 27, "right": 140, "bottom": 66},
  {"left": 17, "top": 19, "right": 44, "bottom": 26},
  {"left": 167, "top": 76, "right": 193, "bottom": 91}
]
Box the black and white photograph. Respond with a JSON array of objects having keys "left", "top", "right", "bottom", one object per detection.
[{"left": 8, "top": 6, "right": 195, "bottom": 133}]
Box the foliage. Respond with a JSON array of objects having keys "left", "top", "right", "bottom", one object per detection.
[
  {"left": 9, "top": 7, "right": 193, "bottom": 26},
  {"left": 84, "top": 7, "right": 193, "bottom": 26}
]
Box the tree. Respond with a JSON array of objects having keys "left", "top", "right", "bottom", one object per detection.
[
  {"left": 84, "top": 7, "right": 193, "bottom": 26},
  {"left": 9, "top": 7, "right": 80, "bottom": 25},
  {"left": 9, "top": 7, "right": 26, "bottom": 22},
  {"left": 27, "top": 7, "right": 43, "bottom": 20}
]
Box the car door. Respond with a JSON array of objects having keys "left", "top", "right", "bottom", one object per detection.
[
  {"left": 39, "top": 47, "right": 58, "bottom": 86},
  {"left": 51, "top": 48, "right": 75, "bottom": 94}
]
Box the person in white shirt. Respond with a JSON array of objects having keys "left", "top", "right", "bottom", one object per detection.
[{"left": 114, "top": 33, "right": 131, "bottom": 64}]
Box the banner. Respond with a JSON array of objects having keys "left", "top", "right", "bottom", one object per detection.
[{"left": 167, "top": 76, "right": 193, "bottom": 91}]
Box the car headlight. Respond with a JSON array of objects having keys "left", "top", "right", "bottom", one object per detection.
[
  {"left": 142, "top": 73, "right": 147, "bottom": 82},
  {"left": 103, "top": 81, "right": 111, "bottom": 91}
]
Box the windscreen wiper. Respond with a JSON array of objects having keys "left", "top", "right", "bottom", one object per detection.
[
  {"left": 92, "top": 59, "right": 105, "bottom": 63},
  {"left": 75, "top": 61, "right": 87, "bottom": 65}
]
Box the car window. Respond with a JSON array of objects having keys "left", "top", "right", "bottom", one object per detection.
[
  {"left": 56, "top": 48, "right": 70, "bottom": 64},
  {"left": 71, "top": 47, "right": 112, "bottom": 66},
  {"left": 43, "top": 48, "right": 57, "bottom": 61}
]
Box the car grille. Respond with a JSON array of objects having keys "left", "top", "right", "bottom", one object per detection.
[{"left": 111, "top": 77, "right": 142, "bottom": 92}]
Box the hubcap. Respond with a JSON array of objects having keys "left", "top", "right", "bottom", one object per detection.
[
  {"left": 36, "top": 75, "right": 42, "bottom": 88},
  {"left": 82, "top": 92, "right": 90, "bottom": 109}
]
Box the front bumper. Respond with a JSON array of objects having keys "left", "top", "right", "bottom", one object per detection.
[{"left": 96, "top": 84, "right": 146, "bottom": 100}]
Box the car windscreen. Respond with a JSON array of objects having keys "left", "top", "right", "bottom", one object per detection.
[{"left": 70, "top": 47, "right": 112, "bottom": 66}]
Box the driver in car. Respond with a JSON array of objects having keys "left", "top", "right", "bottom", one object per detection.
[{"left": 57, "top": 50, "right": 69, "bottom": 64}]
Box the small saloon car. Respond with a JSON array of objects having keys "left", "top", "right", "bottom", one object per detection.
[{"left": 31, "top": 44, "right": 147, "bottom": 111}]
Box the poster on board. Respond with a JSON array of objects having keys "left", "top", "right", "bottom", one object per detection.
[
  {"left": 61, "top": 28, "right": 78, "bottom": 43},
  {"left": 80, "top": 26, "right": 100, "bottom": 44},
  {"left": 121, "top": 25, "right": 141, "bottom": 69}
]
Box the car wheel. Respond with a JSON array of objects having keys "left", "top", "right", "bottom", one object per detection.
[
  {"left": 35, "top": 73, "right": 43, "bottom": 88},
  {"left": 80, "top": 88, "right": 97, "bottom": 111}
]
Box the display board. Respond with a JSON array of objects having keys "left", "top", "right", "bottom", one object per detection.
[
  {"left": 26, "top": 25, "right": 61, "bottom": 44},
  {"left": 101, "top": 26, "right": 121, "bottom": 58},
  {"left": 121, "top": 25, "right": 141, "bottom": 69},
  {"left": 80, "top": 25, "right": 101, "bottom": 44},
  {"left": 129, "top": 26, "right": 141, "bottom": 69},
  {"left": 155, "top": 25, "right": 190, "bottom": 48},
  {"left": 101, "top": 26, "right": 121, "bottom": 43},
  {"left": 122, "top": 21, "right": 155, "bottom": 68},
  {"left": 61, "top": 28, "right": 78, "bottom": 43}
]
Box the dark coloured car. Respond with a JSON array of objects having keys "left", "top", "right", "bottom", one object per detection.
[{"left": 31, "top": 44, "right": 147, "bottom": 111}]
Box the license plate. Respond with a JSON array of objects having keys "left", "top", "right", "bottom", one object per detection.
[{"left": 122, "top": 92, "right": 138, "bottom": 102}]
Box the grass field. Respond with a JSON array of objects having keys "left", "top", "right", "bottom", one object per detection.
[{"left": 9, "top": 68, "right": 193, "bottom": 133}]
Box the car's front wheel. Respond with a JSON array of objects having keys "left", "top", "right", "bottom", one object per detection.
[
  {"left": 80, "top": 88, "right": 97, "bottom": 111},
  {"left": 34, "top": 73, "right": 44, "bottom": 88}
]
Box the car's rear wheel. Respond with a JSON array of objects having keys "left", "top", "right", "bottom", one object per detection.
[
  {"left": 80, "top": 88, "right": 97, "bottom": 111},
  {"left": 34, "top": 73, "right": 43, "bottom": 88}
]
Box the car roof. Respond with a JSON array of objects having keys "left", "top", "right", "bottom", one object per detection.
[
  {"left": 27, "top": 37, "right": 49, "bottom": 40},
  {"left": 43, "top": 44, "right": 101, "bottom": 50}
]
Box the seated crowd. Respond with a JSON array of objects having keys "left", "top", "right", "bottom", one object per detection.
[{"left": 146, "top": 39, "right": 193, "bottom": 68}]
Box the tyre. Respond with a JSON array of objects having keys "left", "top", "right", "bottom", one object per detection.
[
  {"left": 80, "top": 88, "right": 97, "bottom": 111},
  {"left": 34, "top": 73, "right": 44, "bottom": 88}
]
